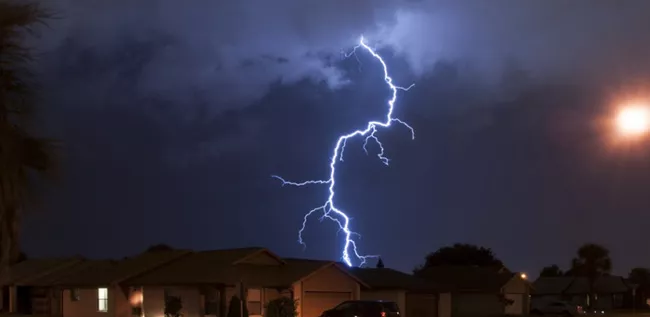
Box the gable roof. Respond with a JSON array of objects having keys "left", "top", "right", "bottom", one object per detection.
[
  {"left": 10, "top": 248, "right": 367, "bottom": 289},
  {"left": 284, "top": 258, "right": 369, "bottom": 288},
  {"left": 22, "top": 250, "right": 190, "bottom": 287},
  {"left": 234, "top": 248, "right": 286, "bottom": 265},
  {"left": 416, "top": 266, "right": 515, "bottom": 292},
  {"left": 349, "top": 268, "right": 440, "bottom": 292},
  {"left": 565, "top": 276, "right": 630, "bottom": 294},
  {"left": 123, "top": 248, "right": 273, "bottom": 285},
  {"left": 532, "top": 277, "right": 575, "bottom": 295},
  {"left": 124, "top": 254, "right": 366, "bottom": 288},
  {"left": 9, "top": 257, "right": 83, "bottom": 285}
]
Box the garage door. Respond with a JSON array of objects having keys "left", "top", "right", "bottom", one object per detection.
[
  {"left": 406, "top": 293, "right": 438, "bottom": 317},
  {"left": 303, "top": 291, "right": 352, "bottom": 317}
]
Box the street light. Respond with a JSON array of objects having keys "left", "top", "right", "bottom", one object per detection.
[{"left": 615, "top": 105, "right": 650, "bottom": 137}]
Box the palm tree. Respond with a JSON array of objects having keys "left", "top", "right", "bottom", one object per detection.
[
  {"left": 0, "top": 1, "right": 55, "bottom": 284},
  {"left": 569, "top": 243, "right": 612, "bottom": 309}
]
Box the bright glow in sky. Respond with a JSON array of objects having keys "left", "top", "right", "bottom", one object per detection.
[{"left": 616, "top": 105, "right": 650, "bottom": 136}]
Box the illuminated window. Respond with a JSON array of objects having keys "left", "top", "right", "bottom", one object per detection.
[
  {"left": 247, "top": 288, "right": 262, "bottom": 315},
  {"left": 98, "top": 288, "right": 108, "bottom": 312}
]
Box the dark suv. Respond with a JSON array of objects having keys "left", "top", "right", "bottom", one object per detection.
[{"left": 320, "top": 300, "right": 400, "bottom": 317}]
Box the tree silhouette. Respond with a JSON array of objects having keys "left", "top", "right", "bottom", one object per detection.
[
  {"left": 0, "top": 1, "right": 56, "bottom": 285},
  {"left": 539, "top": 264, "right": 564, "bottom": 277},
  {"left": 414, "top": 243, "right": 503, "bottom": 275},
  {"left": 568, "top": 243, "right": 612, "bottom": 309},
  {"left": 628, "top": 267, "right": 650, "bottom": 308},
  {"left": 629, "top": 268, "right": 650, "bottom": 286},
  {"left": 164, "top": 295, "right": 182, "bottom": 317},
  {"left": 145, "top": 244, "right": 174, "bottom": 252},
  {"left": 376, "top": 257, "right": 385, "bottom": 268},
  {"left": 227, "top": 295, "right": 248, "bottom": 317},
  {"left": 265, "top": 297, "right": 298, "bottom": 317}
]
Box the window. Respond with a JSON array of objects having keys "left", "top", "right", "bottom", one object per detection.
[
  {"left": 247, "top": 288, "right": 262, "bottom": 315},
  {"left": 70, "top": 289, "right": 80, "bottom": 302},
  {"left": 204, "top": 289, "right": 220, "bottom": 316},
  {"left": 98, "top": 288, "right": 108, "bottom": 312}
]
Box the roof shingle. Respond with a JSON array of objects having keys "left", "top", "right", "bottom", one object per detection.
[
  {"left": 349, "top": 268, "right": 440, "bottom": 292},
  {"left": 23, "top": 250, "right": 190, "bottom": 286},
  {"left": 10, "top": 257, "right": 83, "bottom": 285},
  {"left": 124, "top": 253, "right": 335, "bottom": 287}
]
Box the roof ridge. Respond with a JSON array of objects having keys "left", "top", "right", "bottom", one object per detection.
[
  {"left": 15, "top": 258, "right": 85, "bottom": 285},
  {"left": 113, "top": 250, "right": 193, "bottom": 284}
]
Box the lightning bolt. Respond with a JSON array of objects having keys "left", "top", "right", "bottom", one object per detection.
[{"left": 272, "top": 36, "right": 415, "bottom": 267}]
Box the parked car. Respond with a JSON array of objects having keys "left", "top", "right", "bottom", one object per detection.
[
  {"left": 531, "top": 300, "right": 583, "bottom": 316},
  {"left": 320, "top": 300, "right": 400, "bottom": 317}
]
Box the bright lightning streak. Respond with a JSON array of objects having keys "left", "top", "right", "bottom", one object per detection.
[{"left": 272, "top": 36, "right": 415, "bottom": 267}]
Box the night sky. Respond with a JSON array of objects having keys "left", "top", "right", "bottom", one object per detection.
[{"left": 20, "top": 0, "right": 650, "bottom": 276}]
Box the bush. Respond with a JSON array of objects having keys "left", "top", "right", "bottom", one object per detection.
[
  {"left": 164, "top": 295, "right": 182, "bottom": 317},
  {"left": 265, "top": 297, "right": 298, "bottom": 317},
  {"left": 228, "top": 295, "right": 249, "bottom": 317}
]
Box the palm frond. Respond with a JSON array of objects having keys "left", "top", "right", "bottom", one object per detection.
[{"left": 0, "top": 0, "right": 57, "bottom": 268}]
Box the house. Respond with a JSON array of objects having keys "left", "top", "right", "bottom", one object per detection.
[
  {"left": 6, "top": 249, "right": 191, "bottom": 317},
  {"left": 5, "top": 247, "right": 367, "bottom": 317},
  {"left": 123, "top": 251, "right": 366, "bottom": 317},
  {"left": 0, "top": 256, "right": 84, "bottom": 313},
  {"left": 350, "top": 267, "right": 442, "bottom": 317},
  {"left": 532, "top": 276, "right": 630, "bottom": 310},
  {"left": 417, "top": 266, "right": 531, "bottom": 317}
]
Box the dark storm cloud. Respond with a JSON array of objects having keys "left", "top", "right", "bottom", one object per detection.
[
  {"left": 381, "top": 1, "right": 650, "bottom": 82},
  {"left": 35, "top": 0, "right": 650, "bottom": 113},
  {"left": 38, "top": 0, "right": 397, "bottom": 110},
  {"left": 23, "top": 0, "right": 650, "bottom": 272}
]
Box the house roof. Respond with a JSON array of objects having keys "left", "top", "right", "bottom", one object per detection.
[
  {"left": 22, "top": 250, "right": 190, "bottom": 287},
  {"left": 125, "top": 253, "right": 364, "bottom": 288},
  {"left": 123, "top": 248, "right": 272, "bottom": 285},
  {"left": 533, "top": 276, "right": 630, "bottom": 295},
  {"left": 416, "top": 266, "right": 515, "bottom": 292},
  {"left": 9, "top": 257, "right": 83, "bottom": 285},
  {"left": 11, "top": 248, "right": 367, "bottom": 289},
  {"left": 283, "top": 258, "right": 369, "bottom": 288},
  {"left": 565, "top": 276, "right": 630, "bottom": 294},
  {"left": 349, "top": 268, "right": 440, "bottom": 292},
  {"left": 532, "top": 277, "right": 574, "bottom": 295}
]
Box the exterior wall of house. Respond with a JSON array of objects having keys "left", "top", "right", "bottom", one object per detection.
[
  {"left": 113, "top": 287, "right": 133, "bottom": 317},
  {"left": 452, "top": 293, "right": 503, "bottom": 317},
  {"left": 405, "top": 292, "right": 438, "bottom": 317},
  {"left": 293, "top": 281, "right": 302, "bottom": 317},
  {"left": 301, "top": 265, "right": 359, "bottom": 296},
  {"left": 264, "top": 288, "right": 282, "bottom": 303},
  {"left": 222, "top": 285, "right": 286, "bottom": 317},
  {"left": 142, "top": 286, "right": 203, "bottom": 317},
  {"left": 502, "top": 276, "right": 530, "bottom": 316},
  {"left": 61, "top": 287, "right": 124, "bottom": 317},
  {"left": 438, "top": 293, "right": 452, "bottom": 317},
  {"left": 294, "top": 265, "right": 360, "bottom": 317},
  {"left": 361, "top": 290, "right": 405, "bottom": 316}
]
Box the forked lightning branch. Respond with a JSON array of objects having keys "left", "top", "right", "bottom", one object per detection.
[{"left": 272, "top": 36, "right": 415, "bottom": 267}]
